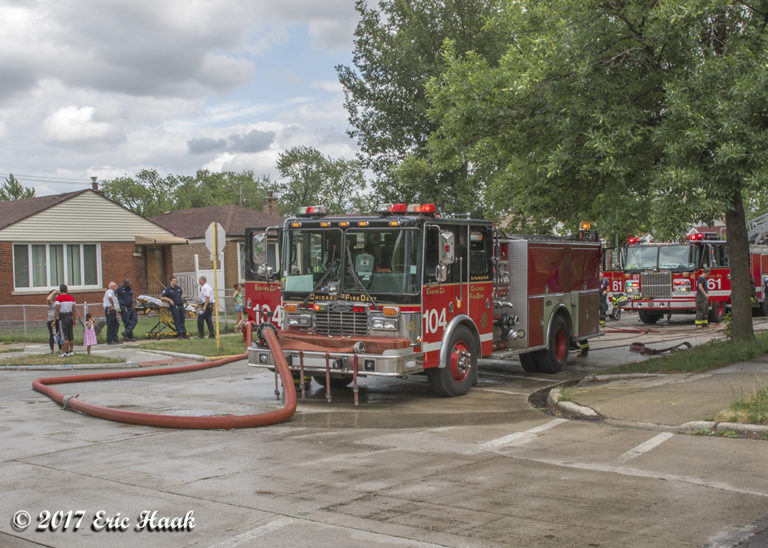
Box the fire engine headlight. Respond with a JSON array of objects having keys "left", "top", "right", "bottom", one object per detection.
[
  {"left": 286, "top": 314, "right": 312, "bottom": 327},
  {"left": 673, "top": 279, "right": 691, "bottom": 292},
  {"left": 371, "top": 317, "right": 398, "bottom": 330}
]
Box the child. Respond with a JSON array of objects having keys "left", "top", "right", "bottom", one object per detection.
[
  {"left": 83, "top": 313, "right": 97, "bottom": 355},
  {"left": 233, "top": 283, "right": 244, "bottom": 329}
]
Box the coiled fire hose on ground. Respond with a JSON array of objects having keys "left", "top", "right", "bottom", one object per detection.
[{"left": 32, "top": 323, "right": 296, "bottom": 429}]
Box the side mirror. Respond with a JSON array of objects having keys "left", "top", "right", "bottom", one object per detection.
[
  {"left": 439, "top": 231, "right": 455, "bottom": 265},
  {"left": 435, "top": 264, "right": 448, "bottom": 283}
]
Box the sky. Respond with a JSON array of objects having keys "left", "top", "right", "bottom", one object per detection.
[{"left": 0, "top": 0, "right": 360, "bottom": 196}]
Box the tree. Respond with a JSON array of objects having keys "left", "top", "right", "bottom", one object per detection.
[
  {"left": 337, "top": 0, "right": 507, "bottom": 212},
  {"left": 425, "top": 0, "right": 768, "bottom": 340},
  {"left": 0, "top": 173, "right": 36, "bottom": 201},
  {"left": 276, "top": 146, "right": 367, "bottom": 215},
  {"left": 102, "top": 169, "right": 275, "bottom": 217}
]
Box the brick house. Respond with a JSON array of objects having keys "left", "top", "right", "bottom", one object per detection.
[
  {"left": 0, "top": 187, "right": 186, "bottom": 306},
  {"left": 150, "top": 202, "right": 283, "bottom": 302}
]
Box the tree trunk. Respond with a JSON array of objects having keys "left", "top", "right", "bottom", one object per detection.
[{"left": 725, "top": 188, "right": 754, "bottom": 341}]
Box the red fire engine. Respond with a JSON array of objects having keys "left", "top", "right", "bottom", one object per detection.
[
  {"left": 620, "top": 233, "right": 768, "bottom": 324},
  {"left": 244, "top": 204, "right": 601, "bottom": 397}
]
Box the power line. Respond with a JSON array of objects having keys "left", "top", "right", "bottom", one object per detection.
[{"left": 0, "top": 173, "right": 94, "bottom": 185}]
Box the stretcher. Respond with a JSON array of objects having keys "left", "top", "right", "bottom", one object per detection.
[{"left": 137, "top": 295, "right": 197, "bottom": 339}]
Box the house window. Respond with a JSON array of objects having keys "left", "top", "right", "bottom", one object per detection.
[{"left": 13, "top": 243, "right": 102, "bottom": 290}]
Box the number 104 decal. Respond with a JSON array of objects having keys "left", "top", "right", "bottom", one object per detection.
[
  {"left": 251, "top": 304, "right": 282, "bottom": 325},
  {"left": 424, "top": 308, "right": 447, "bottom": 334}
]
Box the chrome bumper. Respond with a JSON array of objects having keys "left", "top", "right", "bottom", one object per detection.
[{"left": 247, "top": 346, "right": 424, "bottom": 377}]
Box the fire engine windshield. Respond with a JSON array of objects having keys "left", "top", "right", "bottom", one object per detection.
[
  {"left": 658, "top": 245, "right": 697, "bottom": 270},
  {"left": 625, "top": 245, "right": 698, "bottom": 271},
  {"left": 343, "top": 228, "right": 422, "bottom": 294},
  {"left": 283, "top": 227, "right": 422, "bottom": 295},
  {"left": 284, "top": 229, "right": 343, "bottom": 294}
]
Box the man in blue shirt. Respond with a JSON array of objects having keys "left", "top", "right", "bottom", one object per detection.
[
  {"left": 116, "top": 278, "right": 138, "bottom": 341},
  {"left": 161, "top": 276, "right": 187, "bottom": 339}
]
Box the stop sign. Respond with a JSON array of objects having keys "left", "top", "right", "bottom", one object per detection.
[{"left": 204, "top": 222, "right": 226, "bottom": 254}]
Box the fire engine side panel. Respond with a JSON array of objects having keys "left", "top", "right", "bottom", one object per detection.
[
  {"left": 422, "top": 283, "right": 462, "bottom": 368},
  {"left": 527, "top": 243, "right": 570, "bottom": 295},
  {"left": 707, "top": 267, "right": 731, "bottom": 303},
  {"left": 469, "top": 281, "right": 494, "bottom": 356},
  {"left": 571, "top": 244, "right": 601, "bottom": 337},
  {"left": 245, "top": 281, "right": 282, "bottom": 326},
  {"left": 527, "top": 297, "right": 544, "bottom": 347},
  {"left": 504, "top": 240, "right": 531, "bottom": 350}
]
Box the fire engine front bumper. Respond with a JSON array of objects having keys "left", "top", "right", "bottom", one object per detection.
[
  {"left": 624, "top": 298, "right": 695, "bottom": 312},
  {"left": 248, "top": 346, "right": 424, "bottom": 377}
]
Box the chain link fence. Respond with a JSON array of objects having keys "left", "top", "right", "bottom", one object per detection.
[{"left": 0, "top": 297, "right": 241, "bottom": 343}]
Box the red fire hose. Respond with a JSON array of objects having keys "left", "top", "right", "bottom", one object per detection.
[{"left": 32, "top": 324, "right": 296, "bottom": 429}]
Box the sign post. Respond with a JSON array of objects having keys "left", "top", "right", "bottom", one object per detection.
[{"left": 204, "top": 222, "right": 226, "bottom": 348}]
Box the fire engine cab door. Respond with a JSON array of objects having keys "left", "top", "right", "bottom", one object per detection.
[
  {"left": 245, "top": 226, "right": 282, "bottom": 327},
  {"left": 422, "top": 224, "right": 492, "bottom": 367}
]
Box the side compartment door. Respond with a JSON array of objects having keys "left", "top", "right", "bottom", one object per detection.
[{"left": 245, "top": 226, "right": 283, "bottom": 326}]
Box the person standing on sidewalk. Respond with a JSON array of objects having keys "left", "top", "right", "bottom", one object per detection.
[
  {"left": 103, "top": 281, "right": 120, "bottom": 345},
  {"left": 197, "top": 276, "right": 215, "bottom": 338},
  {"left": 161, "top": 276, "right": 187, "bottom": 339},
  {"left": 696, "top": 268, "right": 711, "bottom": 328},
  {"left": 116, "top": 278, "right": 137, "bottom": 341},
  {"left": 45, "top": 289, "right": 62, "bottom": 354},
  {"left": 54, "top": 284, "right": 77, "bottom": 357}
]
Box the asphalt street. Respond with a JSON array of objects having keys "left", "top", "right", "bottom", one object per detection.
[{"left": 1, "top": 313, "right": 767, "bottom": 547}]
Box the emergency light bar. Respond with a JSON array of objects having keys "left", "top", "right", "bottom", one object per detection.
[
  {"left": 297, "top": 205, "right": 327, "bottom": 217},
  {"left": 377, "top": 203, "right": 437, "bottom": 216},
  {"left": 688, "top": 233, "right": 704, "bottom": 241}
]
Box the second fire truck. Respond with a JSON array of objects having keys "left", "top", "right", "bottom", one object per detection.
[
  {"left": 245, "top": 204, "right": 601, "bottom": 397},
  {"left": 619, "top": 233, "right": 768, "bottom": 324}
]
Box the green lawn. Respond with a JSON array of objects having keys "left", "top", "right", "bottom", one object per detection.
[
  {"left": 0, "top": 314, "right": 240, "bottom": 344},
  {"left": 135, "top": 334, "right": 249, "bottom": 357},
  {"left": 0, "top": 353, "right": 125, "bottom": 367},
  {"left": 600, "top": 332, "right": 768, "bottom": 375}
]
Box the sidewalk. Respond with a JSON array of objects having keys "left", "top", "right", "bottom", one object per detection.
[
  {"left": 550, "top": 358, "right": 768, "bottom": 436},
  {"left": 0, "top": 341, "right": 206, "bottom": 370}
]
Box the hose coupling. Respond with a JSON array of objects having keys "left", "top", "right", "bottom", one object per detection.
[
  {"left": 62, "top": 394, "right": 79, "bottom": 409},
  {"left": 256, "top": 322, "right": 278, "bottom": 344}
]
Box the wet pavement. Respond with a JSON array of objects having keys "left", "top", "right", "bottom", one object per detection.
[{"left": 1, "top": 313, "right": 767, "bottom": 547}]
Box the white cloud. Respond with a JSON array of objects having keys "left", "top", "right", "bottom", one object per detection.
[
  {"left": 43, "top": 105, "right": 123, "bottom": 144},
  {"left": 0, "top": 0, "right": 360, "bottom": 194}
]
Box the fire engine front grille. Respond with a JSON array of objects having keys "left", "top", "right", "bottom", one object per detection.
[
  {"left": 314, "top": 310, "right": 368, "bottom": 336},
  {"left": 641, "top": 272, "right": 672, "bottom": 298}
]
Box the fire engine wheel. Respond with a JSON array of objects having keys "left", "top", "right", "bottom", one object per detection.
[
  {"left": 535, "top": 314, "right": 569, "bottom": 374},
  {"left": 312, "top": 374, "right": 353, "bottom": 389},
  {"left": 519, "top": 352, "right": 539, "bottom": 373},
  {"left": 709, "top": 302, "right": 725, "bottom": 324},
  {"left": 427, "top": 325, "right": 478, "bottom": 397},
  {"left": 638, "top": 311, "right": 662, "bottom": 325}
]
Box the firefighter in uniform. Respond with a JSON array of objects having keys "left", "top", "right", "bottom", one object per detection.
[
  {"left": 695, "top": 268, "right": 711, "bottom": 328},
  {"left": 599, "top": 277, "right": 609, "bottom": 327},
  {"left": 161, "top": 276, "right": 187, "bottom": 339}
]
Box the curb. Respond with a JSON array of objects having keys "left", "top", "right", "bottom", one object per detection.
[
  {"left": 547, "top": 388, "right": 601, "bottom": 420},
  {"left": 546, "top": 384, "right": 768, "bottom": 435},
  {"left": 578, "top": 373, "right": 664, "bottom": 386},
  {"left": 1, "top": 362, "right": 139, "bottom": 371}
]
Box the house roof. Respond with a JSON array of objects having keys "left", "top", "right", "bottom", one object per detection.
[
  {"left": 0, "top": 190, "right": 85, "bottom": 230},
  {"left": 151, "top": 205, "right": 284, "bottom": 239}
]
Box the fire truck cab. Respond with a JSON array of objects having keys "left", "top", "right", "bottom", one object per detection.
[
  {"left": 245, "top": 204, "right": 601, "bottom": 397},
  {"left": 620, "top": 233, "right": 768, "bottom": 324}
]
